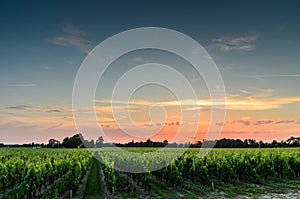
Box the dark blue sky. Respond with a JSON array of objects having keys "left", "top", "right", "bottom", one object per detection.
[{"left": 0, "top": 0, "right": 300, "bottom": 143}]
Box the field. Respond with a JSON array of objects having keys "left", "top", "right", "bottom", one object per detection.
[{"left": 1, "top": 148, "right": 300, "bottom": 199}]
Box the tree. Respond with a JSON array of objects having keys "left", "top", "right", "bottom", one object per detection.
[
  {"left": 96, "top": 136, "right": 104, "bottom": 148},
  {"left": 163, "top": 140, "right": 169, "bottom": 146},
  {"left": 286, "top": 136, "right": 300, "bottom": 147},
  {"left": 248, "top": 139, "right": 259, "bottom": 148},
  {"left": 47, "top": 139, "right": 60, "bottom": 148},
  {"left": 271, "top": 140, "right": 278, "bottom": 147},
  {"left": 62, "top": 134, "right": 83, "bottom": 148},
  {"left": 259, "top": 140, "right": 265, "bottom": 148},
  {"left": 89, "top": 139, "right": 96, "bottom": 148}
]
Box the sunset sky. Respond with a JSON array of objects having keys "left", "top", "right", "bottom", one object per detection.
[{"left": 0, "top": 1, "right": 300, "bottom": 144}]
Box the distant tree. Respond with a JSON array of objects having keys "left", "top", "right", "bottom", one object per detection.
[
  {"left": 89, "top": 139, "right": 95, "bottom": 148},
  {"left": 83, "top": 139, "right": 95, "bottom": 148},
  {"left": 47, "top": 139, "right": 60, "bottom": 148},
  {"left": 243, "top": 139, "right": 249, "bottom": 148},
  {"left": 259, "top": 140, "right": 265, "bottom": 148},
  {"left": 271, "top": 140, "right": 278, "bottom": 147},
  {"left": 62, "top": 134, "right": 83, "bottom": 148},
  {"left": 41, "top": 134, "right": 300, "bottom": 149},
  {"left": 163, "top": 139, "right": 169, "bottom": 146},
  {"left": 96, "top": 136, "right": 104, "bottom": 148},
  {"left": 195, "top": 141, "right": 202, "bottom": 148},
  {"left": 236, "top": 139, "right": 244, "bottom": 148},
  {"left": 286, "top": 136, "right": 300, "bottom": 147},
  {"left": 248, "top": 139, "right": 259, "bottom": 148}
]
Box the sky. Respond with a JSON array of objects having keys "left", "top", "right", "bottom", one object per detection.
[{"left": 0, "top": 0, "right": 300, "bottom": 144}]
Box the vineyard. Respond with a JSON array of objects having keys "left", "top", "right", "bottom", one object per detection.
[
  {"left": 1, "top": 148, "right": 300, "bottom": 198},
  {"left": 0, "top": 148, "right": 91, "bottom": 199}
]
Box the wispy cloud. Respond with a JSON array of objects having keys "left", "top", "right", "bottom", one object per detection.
[
  {"left": 7, "top": 105, "right": 32, "bottom": 110},
  {"left": 0, "top": 115, "right": 74, "bottom": 131},
  {"left": 231, "top": 120, "right": 251, "bottom": 126},
  {"left": 206, "top": 33, "right": 259, "bottom": 52},
  {"left": 5, "top": 105, "right": 68, "bottom": 114},
  {"left": 252, "top": 74, "right": 300, "bottom": 80},
  {"left": 165, "top": 121, "right": 180, "bottom": 126},
  {"left": 254, "top": 120, "right": 273, "bottom": 125},
  {"left": 239, "top": 87, "right": 275, "bottom": 98},
  {"left": 45, "top": 109, "right": 61, "bottom": 113},
  {"left": 276, "top": 74, "right": 300, "bottom": 77},
  {"left": 96, "top": 93, "right": 300, "bottom": 111},
  {"left": 275, "top": 120, "right": 294, "bottom": 124},
  {"left": 51, "top": 36, "right": 94, "bottom": 54},
  {"left": 50, "top": 23, "right": 95, "bottom": 54},
  {"left": 216, "top": 122, "right": 224, "bottom": 126},
  {"left": 0, "top": 111, "right": 15, "bottom": 115},
  {"left": 219, "top": 118, "right": 300, "bottom": 127}
]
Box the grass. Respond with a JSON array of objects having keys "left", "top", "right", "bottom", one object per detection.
[
  {"left": 150, "top": 178, "right": 300, "bottom": 198},
  {"left": 207, "top": 179, "right": 300, "bottom": 198},
  {"left": 150, "top": 179, "right": 183, "bottom": 199},
  {"left": 83, "top": 157, "right": 103, "bottom": 199}
]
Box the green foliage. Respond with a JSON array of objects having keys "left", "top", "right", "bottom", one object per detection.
[
  {"left": 0, "top": 148, "right": 91, "bottom": 199},
  {"left": 1, "top": 147, "right": 300, "bottom": 198}
]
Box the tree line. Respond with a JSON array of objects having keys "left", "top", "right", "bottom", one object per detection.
[
  {"left": 115, "top": 137, "right": 300, "bottom": 148},
  {"left": 1, "top": 135, "right": 300, "bottom": 148},
  {"left": 46, "top": 134, "right": 104, "bottom": 148}
]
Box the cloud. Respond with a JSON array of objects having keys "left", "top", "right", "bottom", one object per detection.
[
  {"left": 206, "top": 33, "right": 259, "bottom": 52},
  {"left": 46, "top": 109, "right": 61, "bottom": 113},
  {"left": 50, "top": 23, "right": 95, "bottom": 53},
  {"left": 225, "top": 88, "right": 300, "bottom": 110},
  {"left": 254, "top": 120, "right": 273, "bottom": 125},
  {"left": 7, "top": 105, "right": 32, "bottom": 110},
  {"left": 96, "top": 93, "right": 300, "bottom": 111},
  {"left": 218, "top": 119, "right": 298, "bottom": 127},
  {"left": 216, "top": 122, "right": 224, "bottom": 126},
  {"left": 0, "top": 115, "right": 74, "bottom": 132},
  {"left": 5, "top": 105, "right": 68, "bottom": 114},
  {"left": 183, "top": 106, "right": 203, "bottom": 111},
  {"left": 95, "top": 106, "right": 140, "bottom": 114},
  {"left": 276, "top": 75, "right": 300, "bottom": 77},
  {"left": 0, "top": 112, "right": 15, "bottom": 115},
  {"left": 231, "top": 120, "right": 251, "bottom": 126},
  {"left": 275, "top": 120, "right": 294, "bottom": 124},
  {"left": 232, "top": 96, "right": 300, "bottom": 110},
  {"left": 51, "top": 36, "right": 94, "bottom": 54},
  {"left": 252, "top": 74, "right": 300, "bottom": 80},
  {"left": 165, "top": 121, "right": 180, "bottom": 126},
  {"left": 242, "top": 88, "right": 275, "bottom": 98},
  {"left": 101, "top": 124, "right": 111, "bottom": 128}
]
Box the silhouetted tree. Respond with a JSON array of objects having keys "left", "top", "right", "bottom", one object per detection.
[
  {"left": 48, "top": 139, "right": 60, "bottom": 148},
  {"left": 96, "top": 136, "right": 104, "bottom": 148},
  {"left": 163, "top": 139, "right": 169, "bottom": 146},
  {"left": 62, "top": 134, "right": 83, "bottom": 148}
]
